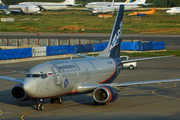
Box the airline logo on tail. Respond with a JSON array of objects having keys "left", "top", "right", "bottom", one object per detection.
[
  {"left": 108, "top": 5, "right": 124, "bottom": 58},
  {"left": 109, "top": 21, "right": 122, "bottom": 56},
  {"left": 0, "top": 0, "right": 4, "bottom": 7},
  {"left": 125, "top": 0, "right": 133, "bottom": 3}
]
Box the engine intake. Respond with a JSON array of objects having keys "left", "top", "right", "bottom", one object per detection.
[
  {"left": 93, "top": 86, "right": 118, "bottom": 103},
  {"left": 10, "top": 84, "right": 30, "bottom": 101}
]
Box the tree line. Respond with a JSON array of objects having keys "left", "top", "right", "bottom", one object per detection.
[{"left": 2, "top": 0, "right": 180, "bottom": 7}]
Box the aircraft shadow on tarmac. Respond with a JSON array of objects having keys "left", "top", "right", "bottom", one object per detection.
[{"left": 1, "top": 84, "right": 180, "bottom": 110}]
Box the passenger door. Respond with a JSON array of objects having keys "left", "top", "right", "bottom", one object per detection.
[{"left": 52, "top": 67, "right": 61, "bottom": 85}]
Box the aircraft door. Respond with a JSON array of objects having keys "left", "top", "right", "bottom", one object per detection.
[{"left": 52, "top": 67, "right": 61, "bottom": 85}]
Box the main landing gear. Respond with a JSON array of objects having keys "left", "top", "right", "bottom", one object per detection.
[
  {"left": 35, "top": 97, "right": 63, "bottom": 111},
  {"left": 50, "top": 97, "right": 63, "bottom": 104},
  {"left": 36, "top": 98, "right": 44, "bottom": 111}
]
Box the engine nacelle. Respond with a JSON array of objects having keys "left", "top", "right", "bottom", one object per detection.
[
  {"left": 10, "top": 84, "right": 30, "bottom": 101},
  {"left": 3, "top": 11, "right": 11, "bottom": 15},
  {"left": 93, "top": 86, "right": 118, "bottom": 103}
]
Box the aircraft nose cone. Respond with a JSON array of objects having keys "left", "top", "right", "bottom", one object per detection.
[{"left": 23, "top": 79, "right": 37, "bottom": 97}]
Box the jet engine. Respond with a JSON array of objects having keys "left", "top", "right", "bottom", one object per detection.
[
  {"left": 93, "top": 86, "right": 118, "bottom": 103},
  {"left": 3, "top": 11, "right": 11, "bottom": 15},
  {"left": 10, "top": 84, "right": 30, "bottom": 101}
]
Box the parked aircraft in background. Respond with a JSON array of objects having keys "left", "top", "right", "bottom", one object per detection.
[
  {"left": 19, "top": 0, "right": 81, "bottom": 11},
  {"left": 128, "top": 7, "right": 156, "bottom": 16},
  {"left": 166, "top": 7, "right": 180, "bottom": 15},
  {"left": 0, "top": 5, "right": 179, "bottom": 111},
  {"left": 92, "top": 0, "right": 115, "bottom": 14},
  {"left": 0, "top": 0, "right": 40, "bottom": 14},
  {"left": 86, "top": 0, "right": 152, "bottom": 11}
]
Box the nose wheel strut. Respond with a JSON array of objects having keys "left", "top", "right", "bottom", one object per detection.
[{"left": 37, "top": 98, "right": 44, "bottom": 111}]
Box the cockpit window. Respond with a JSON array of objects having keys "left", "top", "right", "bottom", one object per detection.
[
  {"left": 32, "top": 74, "right": 40, "bottom": 78},
  {"left": 41, "top": 74, "right": 47, "bottom": 79},
  {"left": 26, "top": 74, "right": 32, "bottom": 77},
  {"left": 27, "top": 73, "right": 47, "bottom": 79}
]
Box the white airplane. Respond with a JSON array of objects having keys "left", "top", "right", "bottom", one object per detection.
[
  {"left": 166, "top": 7, "right": 180, "bottom": 15},
  {"left": 92, "top": 0, "right": 115, "bottom": 14},
  {"left": 19, "top": 0, "right": 80, "bottom": 11},
  {"left": 0, "top": 5, "right": 180, "bottom": 111},
  {"left": 0, "top": 0, "right": 40, "bottom": 14},
  {"left": 86, "top": 0, "right": 152, "bottom": 11}
]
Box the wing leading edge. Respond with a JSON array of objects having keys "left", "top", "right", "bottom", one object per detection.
[
  {"left": 0, "top": 76, "right": 24, "bottom": 83},
  {"left": 78, "top": 78, "right": 180, "bottom": 93}
]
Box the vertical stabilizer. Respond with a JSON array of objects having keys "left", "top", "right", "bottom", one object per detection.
[
  {"left": 133, "top": 0, "right": 146, "bottom": 3},
  {"left": 63, "top": 0, "right": 75, "bottom": 4},
  {"left": 0, "top": 0, "right": 4, "bottom": 7},
  {"left": 97, "top": 5, "right": 124, "bottom": 58},
  {"left": 125, "top": 0, "right": 132, "bottom": 3},
  {"left": 111, "top": 0, "right": 114, "bottom": 7}
]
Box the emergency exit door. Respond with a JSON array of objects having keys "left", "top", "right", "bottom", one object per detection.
[{"left": 52, "top": 67, "right": 61, "bottom": 85}]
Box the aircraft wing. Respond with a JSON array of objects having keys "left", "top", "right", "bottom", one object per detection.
[
  {"left": 121, "top": 55, "right": 175, "bottom": 64},
  {"left": 0, "top": 76, "right": 24, "bottom": 83},
  {"left": 73, "top": 4, "right": 82, "bottom": 6},
  {"left": 78, "top": 78, "right": 180, "bottom": 92},
  {"left": 0, "top": 9, "right": 20, "bottom": 12},
  {"left": 143, "top": 3, "right": 154, "bottom": 6}
]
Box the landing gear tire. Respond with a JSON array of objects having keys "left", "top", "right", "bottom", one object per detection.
[
  {"left": 37, "top": 103, "right": 44, "bottom": 111},
  {"left": 50, "top": 98, "right": 56, "bottom": 104},
  {"left": 94, "top": 100, "right": 99, "bottom": 105},
  {"left": 57, "top": 97, "right": 63, "bottom": 104}
]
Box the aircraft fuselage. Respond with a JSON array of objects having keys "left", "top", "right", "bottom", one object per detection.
[{"left": 23, "top": 57, "right": 122, "bottom": 99}]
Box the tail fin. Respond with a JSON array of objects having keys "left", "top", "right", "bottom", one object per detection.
[
  {"left": 98, "top": 5, "right": 124, "bottom": 58},
  {"left": 125, "top": 0, "right": 132, "bottom": 3},
  {"left": 152, "top": 7, "right": 156, "bottom": 12},
  {"left": 63, "top": 0, "right": 75, "bottom": 4},
  {"left": 133, "top": 0, "right": 146, "bottom": 3},
  {"left": 0, "top": 0, "right": 4, "bottom": 7},
  {"left": 110, "top": 0, "right": 114, "bottom": 7}
]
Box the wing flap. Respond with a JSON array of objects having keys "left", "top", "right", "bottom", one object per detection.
[
  {"left": 78, "top": 78, "right": 180, "bottom": 93},
  {"left": 0, "top": 76, "right": 24, "bottom": 83}
]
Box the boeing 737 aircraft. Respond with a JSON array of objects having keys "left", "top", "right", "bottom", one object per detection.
[
  {"left": 0, "top": 5, "right": 180, "bottom": 111},
  {"left": 166, "top": 7, "right": 180, "bottom": 15},
  {"left": 86, "top": 0, "right": 152, "bottom": 11},
  {"left": 92, "top": 0, "right": 115, "bottom": 14},
  {"left": 19, "top": 0, "right": 80, "bottom": 11},
  {"left": 0, "top": 0, "right": 40, "bottom": 14}
]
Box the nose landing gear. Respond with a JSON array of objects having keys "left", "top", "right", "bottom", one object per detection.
[{"left": 37, "top": 98, "right": 44, "bottom": 111}]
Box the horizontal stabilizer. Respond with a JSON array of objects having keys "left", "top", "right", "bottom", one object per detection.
[{"left": 121, "top": 55, "right": 175, "bottom": 64}]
